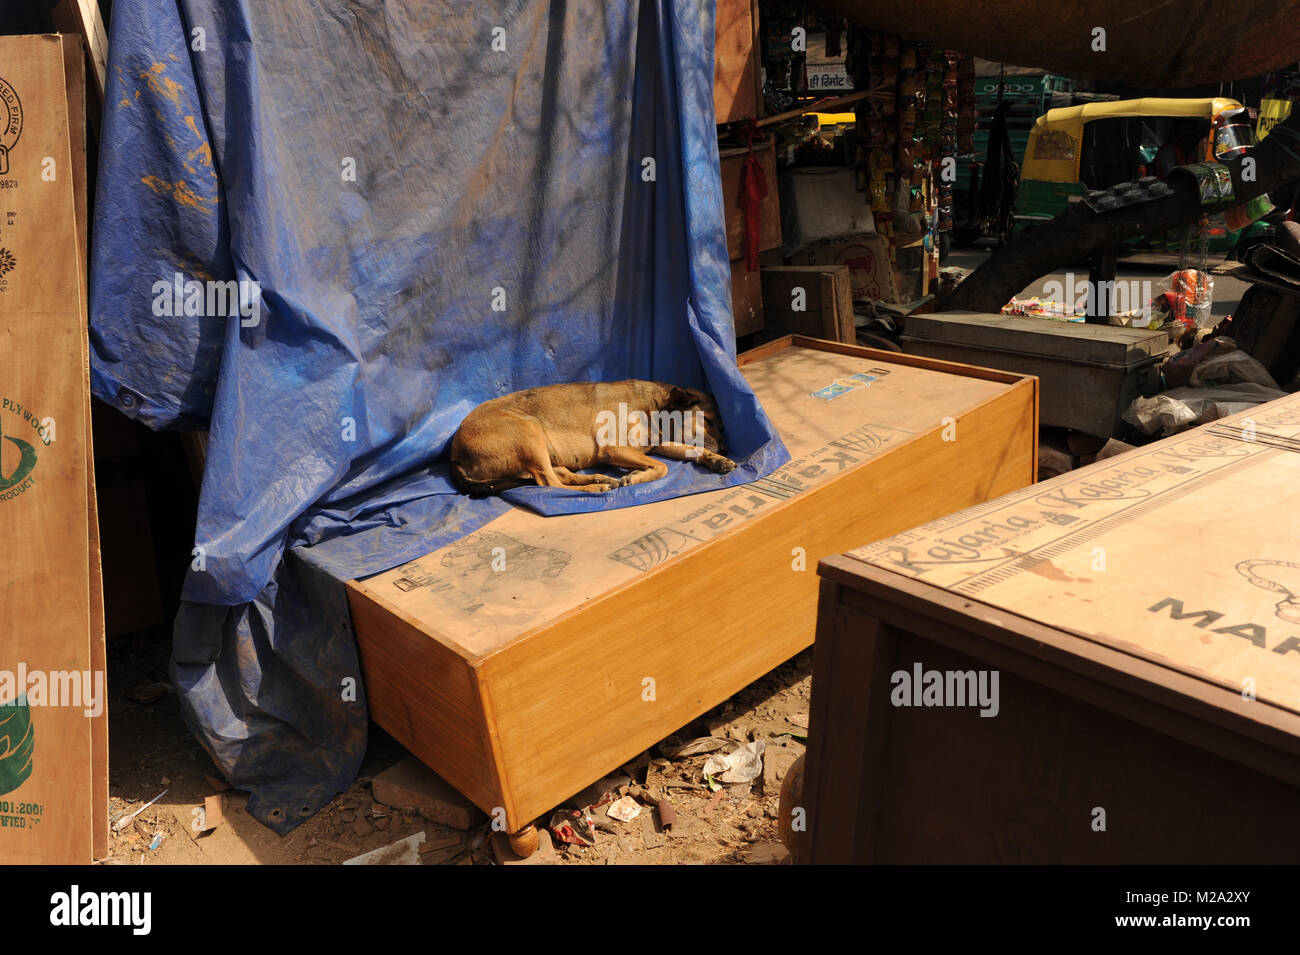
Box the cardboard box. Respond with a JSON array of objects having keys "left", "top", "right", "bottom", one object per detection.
[
  {"left": 804, "top": 392, "right": 1300, "bottom": 863},
  {"left": 788, "top": 234, "right": 899, "bottom": 303},
  {"left": 778, "top": 167, "right": 874, "bottom": 249},
  {"left": 348, "top": 338, "right": 1037, "bottom": 842}
]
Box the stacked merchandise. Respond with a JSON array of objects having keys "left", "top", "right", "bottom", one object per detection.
[{"left": 850, "top": 33, "right": 970, "bottom": 269}]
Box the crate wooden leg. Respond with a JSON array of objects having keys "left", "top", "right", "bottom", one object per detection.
[{"left": 509, "top": 824, "right": 539, "bottom": 858}]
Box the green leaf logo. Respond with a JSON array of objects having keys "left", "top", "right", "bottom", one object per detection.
[
  {"left": 0, "top": 416, "right": 37, "bottom": 490},
  {"left": 0, "top": 694, "right": 34, "bottom": 796}
]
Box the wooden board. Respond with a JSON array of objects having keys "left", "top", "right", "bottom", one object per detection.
[
  {"left": 720, "top": 142, "right": 781, "bottom": 261},
  {"left": 349, "top": 338, "right": 1038, "bottom": 831},
  {"left": 0, "top": 35, "right": 105, "bottom": 863},
  {"left": 60, "top": 31, "right": 108, "bottom": 860},
  {"left": 847, "top": 392, "right": 1300, "bottom": 715},
  {"left": 713, "top": 0, "right": 760, "bottom": 125},
  {"left": 761, "top": 265, "right": 855, "bottom": 343},
  {"left": 729, "top": 257, "right": 764, "bottom": 337},
  {"left": 803, "top": 392, "right": 1300, "bottom": 863}
]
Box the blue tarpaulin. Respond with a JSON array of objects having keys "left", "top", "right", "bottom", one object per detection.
[{"left": 90, "top": 0, "right": 788, "bottom": 831}]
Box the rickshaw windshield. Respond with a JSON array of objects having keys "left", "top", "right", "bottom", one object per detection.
[{"left": 1213, "top": 107, "right": 1256, "bottom": 159}]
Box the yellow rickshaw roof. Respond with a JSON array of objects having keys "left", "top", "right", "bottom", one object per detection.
[{"left": 1034, "top": 97, "right": 1245, "bottom": 129}]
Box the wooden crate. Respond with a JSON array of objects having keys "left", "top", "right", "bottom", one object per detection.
[
  {"left": 761, "top": 265, "right": 855, "bottom": 343},
  {"left": 803, "top": 392, "right": 1300, "bottom": 863},
  {"left": 714, "top": 0, "right": 761, "bottom": 125},
  {"left": 347, "top": 338, "right": 1037, "bottom": 846}
]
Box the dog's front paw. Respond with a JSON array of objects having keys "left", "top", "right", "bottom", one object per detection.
[{"left": 711, "top": 456, "right": 738, "bottom": 474}]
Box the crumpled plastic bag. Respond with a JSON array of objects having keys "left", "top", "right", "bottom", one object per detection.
[
  {"left": 1124, "top": 383, "right": 1288, "bottom": 436},
  {"left": 703, "top": 740, "right": 767, "bottom": 784},
  {"left": 1188, "top": 349, "right": 1280, "bottom": 388}
]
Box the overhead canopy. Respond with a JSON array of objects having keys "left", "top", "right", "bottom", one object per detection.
[{"left": 819, "top": 0, "right": 1300, "bottom": 88}]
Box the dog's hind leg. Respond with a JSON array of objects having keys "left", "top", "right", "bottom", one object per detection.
[
  {"left": 597, "top": 446, "right": 668, "bottom": 487},
  {"left": 523, "top": 456, "right": 615, "bottom": 493}
]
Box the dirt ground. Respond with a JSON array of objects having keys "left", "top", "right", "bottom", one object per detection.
[{"left": 102, "top": 627, "right": 806, "bottom": 865}]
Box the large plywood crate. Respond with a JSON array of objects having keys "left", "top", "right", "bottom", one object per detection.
[
  {"left": 804, "top": 392, "right": 1300, "bottom": 863},
  {"left": 348, "top": 337, "right": 1038, "bottom": 839}
]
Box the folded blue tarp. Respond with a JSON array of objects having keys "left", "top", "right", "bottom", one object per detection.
[{"left": 90, "top": 0, "right": 787, "bottom": 831}]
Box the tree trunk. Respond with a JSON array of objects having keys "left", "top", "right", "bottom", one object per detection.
[{"left": 945, "top": 107, "right": 1300, "bottom": 314}]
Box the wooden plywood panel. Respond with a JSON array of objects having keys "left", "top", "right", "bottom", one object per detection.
[
  {"left": 60, "top": 32, "right": 108, "bottom": 859},
  {"left": 347, "top": 593, "right": 503, "bottom": 815},
  {"left": 846, "top": 392, "right": 1300, "bottom": 718},
  {"left": 720, "top": 143, "right": 781, "bottom": 260},
  {"left": 0, "top": 34, "right": 102, "bottom": 863},
  {"left": 714, "top": 0, "right": 759, "bottom": 125},
  {"left": 729, "top": 257, "right": 763, "bottom": 337}
]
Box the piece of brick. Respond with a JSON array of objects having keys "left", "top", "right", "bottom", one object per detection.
[
  {"left": 371, "top": 756, "right": 484, "bottom": 831},
  {"left": 762, "top": 748, "right": 801, "bottom": 795}
]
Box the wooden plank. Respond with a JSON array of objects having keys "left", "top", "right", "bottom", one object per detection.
[
  {"left": 52, "top": 3, "right": 106, "bottom": 109},
  {"left": 798, "top": 585, "right": 896, "bottom": 864},
  {"left": 729, "top": 257, "right": 763, "bottom": 337},
  {"left": 51, "top": 4, "right": 106, "bottom": 140},
  {"left": 713, "top": 0, "right": 759, "bottom": 124},
  {"left": 60, "top": 32, "right": 107, "bottom": 859},
  {"left": 347, "top": 590, "right": 505, "bottom": 816},
  {"left": 0, "top": 34, "right": 101, "bottom": 863}
]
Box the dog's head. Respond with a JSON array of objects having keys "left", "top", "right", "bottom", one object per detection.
[{"left": 666, "top": 386, "right": 725, "bottom": 453}]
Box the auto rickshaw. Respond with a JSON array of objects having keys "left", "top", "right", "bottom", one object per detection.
[{"left": 1015, "top": 97, "right": 1268, "bottom": 253}]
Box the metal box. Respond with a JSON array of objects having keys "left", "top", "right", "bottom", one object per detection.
[{"left": 901, "top": 310, "right": 1167, "bottom": 437}]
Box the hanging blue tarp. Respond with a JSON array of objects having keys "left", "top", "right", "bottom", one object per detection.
[{"left": 90, "top": 0, "right": 787, "bottom": 831}]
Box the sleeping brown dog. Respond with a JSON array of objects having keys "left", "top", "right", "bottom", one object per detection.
[{"left": 449, "top": 380, "right": 737, "bottom": 495}]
